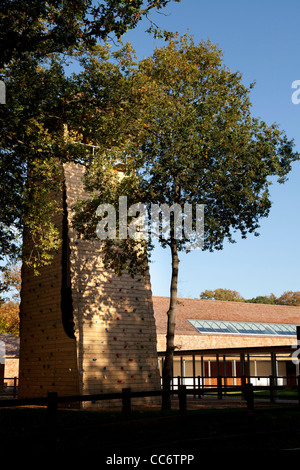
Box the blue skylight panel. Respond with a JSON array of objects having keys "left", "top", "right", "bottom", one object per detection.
[{"left": 187, "top": 319, "right": 297, "bottom": 337}]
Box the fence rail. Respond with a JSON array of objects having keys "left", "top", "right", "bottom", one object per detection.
[
  {"left": 0, "top": 376, "right": 18, "bottom": 397},
  {"left": 0, "top": 379, "right": 300, "bottom": 421}
]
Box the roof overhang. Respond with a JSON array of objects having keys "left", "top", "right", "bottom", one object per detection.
[{"left": 157, "top": 344, "right": 297, "bottom": 357}]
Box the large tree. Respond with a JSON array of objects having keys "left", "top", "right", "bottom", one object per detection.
[
  {"left": 0, "top": 0, "right": 180, "bottom": 67},
  {"left": 72, "top": 35, "right": 299, "bottom": 409},
  {"left": 0, "top": 40, "right": 155, "bottom": 271},
  {"left": 0, "top": 1, "right": 179, "bottom": 270}
]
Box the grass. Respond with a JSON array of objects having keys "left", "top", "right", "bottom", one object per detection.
[{"left": 1, "top": 402, "right": 300, "bottom": 455}]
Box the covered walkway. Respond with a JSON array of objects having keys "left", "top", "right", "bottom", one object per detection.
[{"left": 157, "top": 344, "right": 299, "bottom": 390}]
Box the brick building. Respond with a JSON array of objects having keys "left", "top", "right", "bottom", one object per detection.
[{"left": 153, "top": 297, "right": 300, "bottom": 386}]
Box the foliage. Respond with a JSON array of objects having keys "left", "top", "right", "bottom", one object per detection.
[
  {"left": 0, "top": 264, "right": 22, "bottom": 304},
  {"left": 0, "top": 53, "right": 73, "bottom": 270},
  {"left": 200, "top": 290, "right": 300, "bottom": 306},
  {"left": 0, "top": 0, "right": 179, "bottom": 271},
  {"left": 0, "top": 301, "right": 20, "bottom": 336},
  {"left": 245, "top": 294, "right": 277, "bottom": 305},
  {"left": 0, "top": 41, "right": 151, "bottom": 271},
  {"left": 0, "top": 0, "right": 180, "bottom": 67},
  {"left": 276, "top": 291, "right": 300, "bottom": 307},
  {"left": 200, "top": 288, "right": 245, "bottom": 302}
]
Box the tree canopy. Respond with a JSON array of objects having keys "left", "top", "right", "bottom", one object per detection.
[
  {"left": 0, "top": 0, "right": 180, "bottom": 67},
  {"left": 276, "top": 291, "right": 300, "bottom": 307},
  {"left": 200, "top": 289, "right": 300, "bottom": 306},
  {"left": 0, "top": 40, "right": 153, "bottom": 270},
  {"left": 200, "top": 288, "right": 245, "bottom": 302}
]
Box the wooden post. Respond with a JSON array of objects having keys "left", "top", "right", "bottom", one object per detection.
[
  {"left": 217, "top": 376, "right": 222, "bottom": 400},
  {"left": 245, "top": 383, "right": 254, "bottom": 411},
  {"left": 192, "top": 355, "right": 196, "bottom": 398},
  {"left": 122, "top": 388, "right": 131, "bottom": 421},
  {"left": 13, "top": 377, "right": 17, "bottom": 398},
  {"left": 223, "top": 355, "right": 227, "bottom": 393},
  {"left": 197, "top": 376, "right": 201, "bottom": 399},
  {"left": 180, "top": 356, "right": 184, "bottom": 383},
  {"left": 240, "top": 353, "right": 246, "bottom": 398},
  {"left": 271, "top": 352, "right": 278, "bottom": 400},
  {"left": 178, "top": 385, "right": 187, "bottom": 414},
  {"left": 201, "top": 356, "right": 204, "bottom": 387},
  {"left": 269, "top": 375, "right": 275, "bottom": 403}
]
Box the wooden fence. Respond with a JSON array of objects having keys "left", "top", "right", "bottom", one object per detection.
[{"left": 1, "top": 379, "right": 300, "bottom": 423}]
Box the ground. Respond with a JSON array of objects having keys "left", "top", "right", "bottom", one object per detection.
[{"left": 0, "top": 397, "right": 300, "bottom": 458}]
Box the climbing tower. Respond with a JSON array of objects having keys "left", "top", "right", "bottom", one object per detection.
[{"left": 18, "top": 163, "right": 161, "bottom": 407}]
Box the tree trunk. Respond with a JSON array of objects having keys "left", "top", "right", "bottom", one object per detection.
[{"left": 161, "top": 239, "right": 179, "bottom": 410}]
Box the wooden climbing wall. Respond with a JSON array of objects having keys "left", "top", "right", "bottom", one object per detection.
[{"left": 18, "top": 163, "right": 161, "bottom": 408}]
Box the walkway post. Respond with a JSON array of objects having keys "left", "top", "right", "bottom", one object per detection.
[{"left": 245, "top": 383, "right": 254, "bottom": 411}]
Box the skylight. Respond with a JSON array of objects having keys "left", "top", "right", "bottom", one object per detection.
[{"left": 187, "top": 319, "right": 297, "bottom": 337}]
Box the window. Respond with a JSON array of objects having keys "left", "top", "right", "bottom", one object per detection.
[{"left": 188, "top": 319, "right": 296, "bottom": 337}]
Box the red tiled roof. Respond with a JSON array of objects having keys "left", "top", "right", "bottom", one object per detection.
[{"left": 152, "top": 296, "right": 300, "bottom": 335}]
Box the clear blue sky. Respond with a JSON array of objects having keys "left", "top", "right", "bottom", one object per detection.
[{"left": 119, "top": 0, "right": 300, "bottom": 300}]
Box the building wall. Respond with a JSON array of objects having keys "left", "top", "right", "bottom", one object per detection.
[
  {"left": 18, "top": 196, "right": 80, "bottom": 398},
  {"left": 3, "top": 358, "right": 19, "bottom": 386},
  {"left": 157, "top": 332, "right": 297, "bottom": 353},
  {"left": 64, "top": 164, "right": 160, "bottom": 407},
  {"left": 19, "top": 163, "right": 161, "bottom": 406}
]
